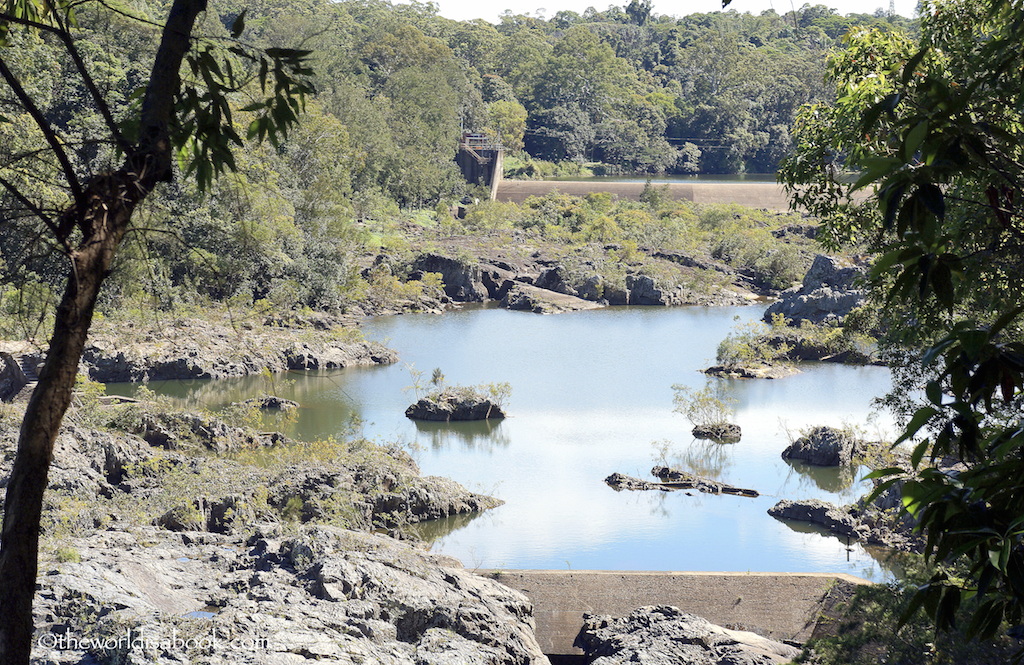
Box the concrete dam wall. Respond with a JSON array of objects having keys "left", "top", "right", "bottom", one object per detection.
[
  {"left": 495, "top": 180, "right": 794, "bottom": 211},
  {"left": 485, "top": 569, "right": 870, "bottom": 656}
]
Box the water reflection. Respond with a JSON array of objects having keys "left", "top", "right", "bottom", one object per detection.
[
  {"left": 773, "top": 517, "right": 906, "bottom": 580},
  {"left": 107, "top": 306, "right": 899, "bottom": 580},
  {"left": 410, "top": 510, "right": 487, "bottom": 544},
  {"left": 108, "top": 369, "right": 371, "bottom": 442},
  {"left": 412, "top": 418, "right": 511, "bottom": 451},
  {"left": 653, "top": 438, "right": 735, "bottom": 481},
  {"left": 781, "top": 458, "right": 861, "bottom": 494}
]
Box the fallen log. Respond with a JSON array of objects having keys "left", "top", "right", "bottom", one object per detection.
[
  {"left": 603, "top": 468, "right": 759, "bottom": 498},
  {"left": 651, "top": 466, "right": 759, "bottom": 497}
]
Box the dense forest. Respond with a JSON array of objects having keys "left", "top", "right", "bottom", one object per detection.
[
  {"left": 7, "top": 0, "right": 1024, "bottom": 661},
  {"left": 0, "top": 0, "right": 915, "bottom": 327}
]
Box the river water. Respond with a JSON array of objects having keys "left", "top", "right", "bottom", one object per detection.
[{"left": 117, "top": 305, "right": 902, "bottom": 581}]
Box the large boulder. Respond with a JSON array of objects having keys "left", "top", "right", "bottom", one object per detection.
[
  {"left": 32, "top": 526, "right": 551, "bottom": 665},
  {"left": 692, "top": 422, "right": 742, "bottom": 443},
  {"left": 500, "top": 283, "right": 603, "bottom": 314},
  {"left": 768, "top": 497, "right": 923, "bottom": 552},
  {"left": 781, "top": 426, "right": 859, "bottom": 466},
  {"left": 625, "top": 274, "right": 668, "bottom": 305},
  {"left": 0, "top": 352, "right": 28, "bottom": 402},
  {"left": 575, "top": 605, "right": 801, "bottom": 665},
  {"left": 767, "top": 499, "right": 858, "bottom": 538},
  {"left": 411, "top": 253, "right": 488, "bottom": 302},
  {"left": 763, "top": 254, "right": 866, "bottom": 325},
  {"left": 406, "top": 388, "right": 506, "bottom": 421}
]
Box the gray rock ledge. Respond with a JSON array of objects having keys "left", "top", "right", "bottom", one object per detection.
[{"left": 575, "top": 605, "right": 801, "bottom": 665}]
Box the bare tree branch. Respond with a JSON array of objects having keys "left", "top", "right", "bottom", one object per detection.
[
  {"left": 0, "top": 176, "right": 63, "bottom": 244},
  {"left": 0, "top": 55, "right": 84, "bottom": 209},
  {"left": 0, "top": 11, "right": 131, "bottom": 154}
]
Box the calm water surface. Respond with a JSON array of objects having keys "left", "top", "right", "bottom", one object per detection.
[{"left": 117, "top": 305, "right": 901, "bottom": 581}]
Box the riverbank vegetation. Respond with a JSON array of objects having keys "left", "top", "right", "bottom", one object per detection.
[
  {"left": 0, "top": 0, "right": 908, "bottom": 335},
  {"left": 6, "top": 0, "right": 1022, "bottom": 660},
  {"left": 781, "top": 0, "right": 1024, "bottom": 650},
  {"left": 799, "top": 560, "right": 1015, "bottom": 665}
]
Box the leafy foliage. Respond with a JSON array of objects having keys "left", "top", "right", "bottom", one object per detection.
[
  {"left": 784, "top": 0, "right": 1024, "bottom": 644},
  {"left": 672, "top": 381, "right": 736, "bottom": 427}
]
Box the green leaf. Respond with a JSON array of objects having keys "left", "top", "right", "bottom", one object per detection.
[
  {"left": 911, "top": 438, "right": 930, "bottom": 469},
  {"left": 864, "top": 467, "right": 904, "bottom": 480},
  {"left": 230, "top": 9, "right": 247, "bottom": 38},
  {"left": 918, "top": 183, "right": 945, "bottom": 219},
  {"left": 902, "top": 47, "right": 929, "bottom": 84},
  {"left": 904, "top": 120, "right": 929, "bottom": 162}
]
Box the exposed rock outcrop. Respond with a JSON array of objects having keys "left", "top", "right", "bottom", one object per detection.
[
  {"left": 81, "top": 317, "right": 397, "bottom": 383},
  {"left": 691, "top": 422, "right": 742, "bottom": 443},
  {"left": 406, "top": 388, "right": 507, "bottom": 421},
  {"left": 604, "top": 472, "right": 674, "bottom": 492},
  {"left": 781, "top": 426, "right": 860, "bottom": 467},
  {"left": 0, "top": 351, "right": 29, "bottom": 402},
  {"left": 703, "top": 364, "right": 799, "bottom": 380},
  {"left": 651, "top": 466, "right": 759, "bottom": 497},
  {"left": 1, "top": 405, "right": 502, "bottom": 537},
  {"left": 408, "top": 244, "right": 760, "bottom": 315},
  {"left": 6, "top": 407, "right": 529, "bottom": 663},
  {"left": 763, "top": 254, "right": 866, "bottom": 325},
  {"left": 410, "top": 252, "right": 489, "bottom": 302},
  {"left": 123, "top": 410, "right": 286, "bottom": 453},
  {"left": 33, "top": 526, "right": 550, "bottom": 665},
  {"left": 501, "top": 283, "right": 604, "bottom": 314},
  {"left": 768, "top": 497, "right": 922, "bottom": 553},
  {"left": 605, "top": 470, "right": 758, "bottom": 498},
  {"left": 768, "top": 499, "right": 859, "bottom": 538},
  {"left": 575, "top": 605, "right": 801, "bottom": 665}
]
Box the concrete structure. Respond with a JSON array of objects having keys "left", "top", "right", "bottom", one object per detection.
[
  {"left": 456, "top": 134, "right": 504, "bottom": 199},
  {"left": 496, "top": 180, "right": 794, "bottom": 210},
  {"left": 484, "top": 569, "right": 870, "bottom": 656}
]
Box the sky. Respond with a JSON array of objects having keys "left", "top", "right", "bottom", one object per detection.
[{"left": 415, "top": 0, "right": 920, "bottom": 23}]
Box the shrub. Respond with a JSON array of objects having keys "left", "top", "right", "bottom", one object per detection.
[
  {"left": 716, "top": 319, "right": 792, "bottom": 367},
  {"left": 672, "top": 382, "right": 736, "bottom": 427}
]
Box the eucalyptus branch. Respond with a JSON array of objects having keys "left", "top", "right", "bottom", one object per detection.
[
  {"left": 0, "top": 54, "right": 84, "bottom": 207},
  {"left": 89, "top": 0, "right": 166, "bottom": 30},
  {"left": 0, "top": 11, "right": 131, "bottom": 154},
  {"left": 0, "top": 176, "right": 63, "bottom": 244}
]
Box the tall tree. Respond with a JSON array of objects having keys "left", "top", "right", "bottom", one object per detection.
[
  {"left": 781, "top": 0, "right": 1024, "bottom": 642},
  {"left": 0, "top": 1, "right": 312, "bottom": 661}
]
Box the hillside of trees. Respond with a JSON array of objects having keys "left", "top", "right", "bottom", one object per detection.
[{"left": 0, "top": 0, "right": 915, "bottom": 329}]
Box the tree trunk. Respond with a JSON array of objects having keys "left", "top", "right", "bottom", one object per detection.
[
  {"left": 0, "top": 182, "right": 135, "bottom": 663},
  {"left": 0, "top": 2, "right": 207, "bottom": 661}
]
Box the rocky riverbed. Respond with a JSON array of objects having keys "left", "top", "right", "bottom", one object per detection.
[
  {"left": 0, "top": 398, "right": 546, "bottom": 664},
  {"left": 405, "top": 239, "right": 766, "bottom": 315},
  {"left": 78, "top": 313, "right": 397, "bottom": 383}
]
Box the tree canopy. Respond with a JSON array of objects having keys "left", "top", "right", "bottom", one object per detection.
[
  {"left": 781, "top": 0, "right": 1024, "bottom": 642},
  {"left": 0, "top": 0, "right": 312, "bottom": 661}
]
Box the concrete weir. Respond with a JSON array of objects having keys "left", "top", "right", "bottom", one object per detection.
[
  {"left": 484, "top": 569, "right": 871, "bottom": 657},
  {"left": 495, "top": 180, "right": 794, "bottom": 211}
]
